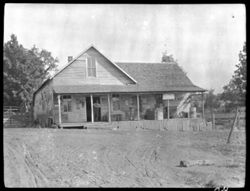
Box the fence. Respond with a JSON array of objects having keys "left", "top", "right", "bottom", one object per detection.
[
  {"left": 90, "top": 118, "right": 210, "bottom": 131},
  {"left": 204, "top": 110, "right": 245, "bottom": 129},
  {"left": 3, "top": 106, "right": 32, "bottom": 127}
]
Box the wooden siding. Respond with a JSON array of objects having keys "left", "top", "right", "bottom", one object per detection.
[
  {"left": 33, "top": 81, "right": 54, "bottom": 124},
  {"left": 53, "top": 48, "right": 134, "bottom": 87},
  {"left": 110, "top": 118, "right": 209, "bottom": 131},
  {"left": 53, "top": 94, "right": 87, "bottom": 123},
  {"left": 64, "top": 118, "right": 209, "bottom": 131}
]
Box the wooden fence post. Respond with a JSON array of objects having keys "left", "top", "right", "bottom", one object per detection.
[
  {"left": 212, "top": 112, "right": 215, "bottom": 130},
  {"left": 9, "top": 106, "right": 11, "bottom": 125},
  {"left": 202, "top": 93, "right": 205, "bottom": 119},
  {"left": 227, "top": 107, "right": 239, "bottom": 144}
]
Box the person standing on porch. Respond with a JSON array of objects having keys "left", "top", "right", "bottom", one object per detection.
[
  {"left": 155, "top": 103, "right": 164, "bottom": 120},
  {"left": 93, "top": 100, "right": 101, "bottom": 121}
]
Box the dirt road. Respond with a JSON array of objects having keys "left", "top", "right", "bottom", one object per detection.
[{"left": 4, "top": 128, "right": 245, "bottom": 187}]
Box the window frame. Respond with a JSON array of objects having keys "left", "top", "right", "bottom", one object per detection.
[
  {"left": 112, "top": 94, "right": 120, "bottom": 111},
  {"left": 87, "top": 56, "right": 97, "bottom": 77},
  {"left": 62, "top": 95, "right": 72, "bottom": 112}
]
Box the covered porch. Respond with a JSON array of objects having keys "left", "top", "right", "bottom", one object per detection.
[{"left": 52, "top": 92, "right": 206, "bottom": 129}]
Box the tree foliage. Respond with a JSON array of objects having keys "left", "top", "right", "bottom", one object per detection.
[
  {"left": 221, "top": 42, "right": 246, "bottom": 110},
  {"left": 204, "top": 89, "right": 220, "bottom": 111},
  {"left": 4, "top": 34, "right": 58, "bottom": 110},
  {"left": 161, "top": 50, "right": 175, "bottom": 63}
]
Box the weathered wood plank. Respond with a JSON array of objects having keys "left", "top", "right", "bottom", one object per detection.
[{"left": 53, "top": 49, "right": 133, "bottom": 86}]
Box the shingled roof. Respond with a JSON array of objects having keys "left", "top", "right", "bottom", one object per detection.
[
  {"left": 53, "top": 62, "right": 205, "bottom": 94},
  {"left": 116, "top": 62, "right": 205, "bottom": 92}
]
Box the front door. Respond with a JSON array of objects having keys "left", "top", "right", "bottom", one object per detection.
[
  {"left": 86, "top": 96, "right": 101, "bottom": 122},
  {"left": 86, "top": 97, "right": 92, "bottom": 122}
]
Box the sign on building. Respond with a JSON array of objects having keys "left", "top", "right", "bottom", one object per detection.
[{"left": 163, "top": 93, "right": 175, "bottom": 100}]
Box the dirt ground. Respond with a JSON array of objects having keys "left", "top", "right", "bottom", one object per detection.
[{"left": 4, "top": 127, "right": 245, "bottom": 188}]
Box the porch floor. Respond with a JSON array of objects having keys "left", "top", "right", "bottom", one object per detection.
[{"left": 60, "top": 122, "right": 112, "bottom": 129}]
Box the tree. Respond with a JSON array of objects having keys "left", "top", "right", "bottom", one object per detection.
[
  {"left": 4, "top": 34, "right": 58, "bottom": 110},
  {"left": 161, "top": 50, "right": 175, "bottom": 63},
  {"left": 221, "top": 42, "right": 246, "bottom": 111}
]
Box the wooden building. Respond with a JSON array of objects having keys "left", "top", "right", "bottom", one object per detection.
[{"left": 33, "top": 45, "right": 206, "bottom": 128}]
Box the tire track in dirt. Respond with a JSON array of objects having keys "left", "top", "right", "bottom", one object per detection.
[
  {"left": 5, "top": 133, "right": 52, "bottom": 187},
  {"left": 65, "top": 142, "right": 109, "bottom": 187},
  {"left": 4, "top": 145, "right": 26, "bottom": 187},
  {"left": 102, "top": 144, "right": 140, "bottom": 187},
  {"left": 91, "top": 143, "right": 122, "bottom": 186},
  {"left": 122, "top": 133, "right": 166, "bottom": 187},
  {"left": 141, "top": 133, "right": 185, "bottom": 187},
  {"left": 5, "top": 143, "right": 42, "bottom": 187},
  {"left": 116, "top": 136, "right": 151, "bottom": 187},
  {"left": 86, "top": 136, "right": 148, "bottom": 187},
  {"left": 106, "top": 133, "right": 162, "bottom": 187},
  {"left": 139, "top": 141, "right": 166, "bottom": 187},
  {"left": 4, "top": 129, "right": 246, "bottom": 187},
  {"left": 4, "top": 136, "right": 37, "bottom": 187},
  {"left": 51, "top": 139, "right": 90, "bottom": 187},
  {"left": 22, "top": 144, "right": 49, "bottom": 187}
]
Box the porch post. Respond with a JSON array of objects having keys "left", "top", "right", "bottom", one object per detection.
[
  {"left": 108, "top": 94, "right": 111, "bottom": 122},
  {"left": 90, "top": 94, "right": 94, "bottom": 123},
  {"left": 167, "top": 99, "right": 170, "bottom": 119},
  {"left": 202, "top": 92, "right": 205, "bottom": 119},
  {"left": 137, "top": 93, "right": 140, "bottom": 120},
  {"left": 58, "top": 95, "right": 62, "bottom": 126}
]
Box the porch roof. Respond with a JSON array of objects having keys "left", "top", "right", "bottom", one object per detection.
[
  {"left": 53, "top": 62, "right": 205, "bottom": 94},
  {"left": 53, "top": 84, "right": 204, "bottom": 94}
]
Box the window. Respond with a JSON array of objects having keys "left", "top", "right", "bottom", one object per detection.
[
  {"left": 63, "top": 101, "right": 72, "bottom": 112},
  {"left": 87, "top": 57, "right": 96, "bottom": 77},
  {"left": 63, "top": 95, "right": 71, "bottom": 100},
  {"left": 63, "top": 95, "right": 72, "bottom": 112},
  {"left": 112, "top": 94, "right": 120, "bottom": 111}
]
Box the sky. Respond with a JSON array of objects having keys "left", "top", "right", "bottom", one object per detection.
[{"left": 4, "top": 4, "right": 246, "bottom": 93}]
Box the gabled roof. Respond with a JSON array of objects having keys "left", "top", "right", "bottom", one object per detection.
[
  {"left": 53, "top": 62, "right": 206, "bottom": 94},
  {"left": 34, "top": 45, "right": 206, "bottom": 96},
  {"left": 34, "top": 45, "right": 138, "bottom": 97},
  {"left": 50, "top": 45, "right": 137, "bottom": 83}
]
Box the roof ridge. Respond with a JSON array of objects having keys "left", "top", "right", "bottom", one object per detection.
[
  {"left": 116, "top": 61, "right": 177, "bottom": 64},
  {"left": 114, "top": 61, "right": 176, "bottom": 64}
]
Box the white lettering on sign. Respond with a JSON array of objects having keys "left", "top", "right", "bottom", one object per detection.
[{"left": 163, "top": 94, "right": 175, "bottom": 100}]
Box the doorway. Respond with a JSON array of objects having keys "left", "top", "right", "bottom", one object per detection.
[
  {"left": 86, "top": 96, "right": 101, "bottom": 122},
  {"left": 86, "top": 97, "right": 91, "bottom": 122}
]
